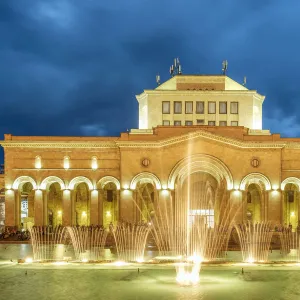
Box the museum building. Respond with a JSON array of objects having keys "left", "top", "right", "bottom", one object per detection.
[{"left": 0, "top": 74, "right": 300, "bottom": 230}]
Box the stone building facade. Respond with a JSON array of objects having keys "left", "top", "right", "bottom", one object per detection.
[{"left": 1, "top": 75, "right": 300, "bottom": 230}]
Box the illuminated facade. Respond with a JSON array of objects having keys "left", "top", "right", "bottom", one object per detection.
[{"left": 1, "top": 75, "right": 300, "bottom": 230}]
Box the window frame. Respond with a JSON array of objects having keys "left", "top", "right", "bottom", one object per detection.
[
  {"left": 230, "top": 102, "right": 239, "bottom": 114},
  {"left": 196, "top": 101, "right": 204, "bottom": 114},
  {"left": 219, "top": 121, "right": 227, "bottom": 126},
  {"left": 208, "top": 101, "right": 216, "bottom": 114},
  {"left": 231, "top": 121, "right": 238, "bottom": 126},
  {"left": 174, "top": 101, "right": 182, "bottom": 114},
  {"left": 208, "top": 121, "right": 216, "bottom": 126},
  {"left": 219, "top": 102, "right": 227, "bottom": 114},
  {"left": 174, "top": 120, "right": 182, "bottom": 126},
  {"left": 185, "top": 101, "right": 193, "bottom": 114},
  {"left": 162, "top": 101, "right": 170, "bottom": 114},
  {"left": 162, "top": 120, "right": 170, "bottom": 126},
  {"left": 185, "top": 120, "right": 193, "bottom": 126},
  {"left": 197, "top": 119, "right": 205, "bottom": 125}
]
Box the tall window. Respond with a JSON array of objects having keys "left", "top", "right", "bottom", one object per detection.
[
  {"left": 288, "top": 191, "right": 294, "bottom": 202},
  {"left": 185, "top": 121, "right": 193, "bottom": 126},
  {"left": 162, "top": 120, "right": 170, "bottom": 126},
  {"left": 174, "top": 121, "right": 181, "bottom": 126},
  {"left": 208, "top": 102, "right": 216, "bottom": 114},
  {"left": 35, "top": 156, "right": 42, "bottom": 169},
  {"left": 219, "top": 102, "right": 227, "bottom": 114},
  {"left": 219, "top": 121, "right": 227, "bottom": 126},
  {"left": 230, "top": 102, "right": 238, "bottom": 114},
  {"left": 208, "top": 121, "right": 215, "bottom": 126},
  {"left": 231, "top": 121, "right": 238, "bottom": 126},
  {"left": 174, "top": 101, "right": 182, "bottom": 114},
  {"left": 162, "top": 101, "right": 170, "bottom": 114},
  {"left": 197, "top": 119, "right": 204, "bottom": 125},
  {"left": 196, "top": 101, "right": 204, "bottom": 114},
  {"left": 107, "top": 190, "right": 113, "bottom": 202},
  {"left": 185, "top": 102, "right": 193, "bottom": 114}
]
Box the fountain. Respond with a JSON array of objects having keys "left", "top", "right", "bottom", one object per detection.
[
  {"left": 66, "top": 226, "right": 108, "bottom": 262},
  {"left": 110, "top": 222, "right": 150, "bottom": 262},
  {"left": 29, "top": 226, "right": 67, "bottom": 261},
  {"left": 234, "top": 222, "right": 273, "bottom": 263},
  {"left": 279, "top": 225, "right": 300, "bottom": 261}
]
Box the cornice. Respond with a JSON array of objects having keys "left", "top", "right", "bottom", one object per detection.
[
  {"left": 143, "top": 90, "right": 259, "bottom": 96},
  {"left": 0, "top": 141, "right": 118, "bottom": 149}
]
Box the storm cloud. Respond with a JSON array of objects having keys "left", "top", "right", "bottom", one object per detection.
[{"left": 1, "top": 0, "right": 300, "bottom": 163}]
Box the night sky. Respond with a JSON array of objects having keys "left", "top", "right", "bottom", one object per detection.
[{"left": 1, "top": 1, "right": 300, "bottom": 164}]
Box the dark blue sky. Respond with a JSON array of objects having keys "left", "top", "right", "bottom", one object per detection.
[{"left": 1, "top": 1, "right": 300, "bottom": 163}]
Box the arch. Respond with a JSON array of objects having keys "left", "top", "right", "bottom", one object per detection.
[
  {"left": 281, "top": 177, "right": 300, "bottom": 192},
  {"left": 240, "top": 173, "right": 271, "bottom": 191},
  {"left": 168, "top": 154, "right": 234, "bottom": 190},
  {"left": 40, "top": 176, "right": 66, "bottom": 190},
  {"left": 98, "top": 176, "right": 120, "bottom": 190},
  {"left": 130, "top": 172, "right": 162, "bottom": 190},
  {"left": 12, "top": 176, "right": 37, "bottom": 190},
  {"left": 68, "top": 176, "right": 93, "bottom": 190}
]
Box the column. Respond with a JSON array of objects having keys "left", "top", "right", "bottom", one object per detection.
[
  {"left": 119, "top": 188, "right": 134, "bottom": 223},
  {"left": 34, "top": 189, "right": 44, "bottom": 226},
  {"left": 90, "top": 189, "right": 99, "bottom": 225},
  {"left": 5, "top": 189, "right": 16, "bottom": 227},
  {"left": 43, "top": 190, "right": 48, "bottom": 226},
  {"left": 71, "top": 190, "right": 76, "bottom": 225},
  {"left": 98, "top": 190, "right": 103, "bottom": 225},
  {"left": 62, "top": 189, "right": 72, "bottom": 226},
  {"left": 268, "top": 190, "right": 281, "bottom": 224}
]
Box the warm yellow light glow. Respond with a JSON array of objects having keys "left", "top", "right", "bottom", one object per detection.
[
  {"left": 106, "top": 211, "right": 111, "bottom": 217},
  {"left": 123, "top": 184, "right": 129, "bottom": 190},
  {"left": 272, "top": 184, "right": 279, "bottom": 190},
  {"left": 35, "top": 156, "right": 42, "bottom": 169},
  {"left": 114, "top": 261, "right": 127, "bottom": 266},
  {"left": 247, "top": 257, "right": 255, "bottom": 264},
  {"left": 52, "top": 261, "right": 67, "bottom": 266},
  {"left": 82, "top": 211, "right": 87, "bottom": 217},
  {"left": 5, "top": 184, "right": 11, "bottom": 190},
  {"left": 91, "top": 157, "right": 98, "bottom": 170},
  {"left": 25, "top": 257, "right": 33, "bottom": 263},
  {"left": 81, "top": 258, "right": 88, "bottom": 263},
  {"left": 161, "top": 189, "right": 169, "bottom": 196},
  {"left": 162, "top": 184, "right": 167, "bottom": 190},
  {"left": 63, "top": 156, "right": 70, "bottom": 169},
  {"left": 176, "top": 264, "right": 200, "bottom": 285},
  {"left": 291, "top": 211, "right": 295, "bottom": 217},
  {"left": 57, "top": 210, "right": 62, "bottom": 215},
  {"left": 136, "top": 258, "right": 144, "bottom": 263}
]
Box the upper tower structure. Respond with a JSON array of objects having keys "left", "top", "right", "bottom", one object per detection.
[{"left": 136, "top": 74, "right": 265, "bottom": 130}]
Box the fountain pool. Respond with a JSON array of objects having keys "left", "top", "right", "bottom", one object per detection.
[{"left": 0, "top": 262, "right": 299, "bottom": 300}]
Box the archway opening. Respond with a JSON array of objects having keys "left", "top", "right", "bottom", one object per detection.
[
  {"left": 136, "top": 182, "right": 156, "bottom": 223},
  {"left": 245, "top": 183, "right": 262, "bottom": 223},
  {"left": 101, "top": 182, "right": 118, "bottom": 226},
  {"left": 283, "top": 183, "right": 299, "bottom": 230},
  {"left": 20, "top": 182, "right": 34, "bottom": 230},
  {"left": 47, "top": 183, "right": 62, "bottom": 227},
  {"left": 74, "top": 183, "right": 90, "bottom": 226}
]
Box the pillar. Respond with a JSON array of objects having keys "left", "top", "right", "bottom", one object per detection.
[
  {"left": 268, "top": 190, "right": 281, "bottom": 225},
  {"left": 5, "top": 189, "right": 16, "bottom": 227},
  {"left": 230, "top": 190, "right": 243, "bottom": 224},
  {"left": 43, "top": 190, "right": 48, "bottom": 226},
  {"left": 34, "top": 189, "right": 44, "bottom": 226},
  {"left": 62, "top": 189, "right": 72, "bottom": 226},
  {"left": 119, "top": 188, "right": 134, "bottom": 223},
  {"left": 99, "top": 190, "right": 103, "bottom": 225},
  {"left": 90, "top": 190, "right": 99, "bottom": 225}
]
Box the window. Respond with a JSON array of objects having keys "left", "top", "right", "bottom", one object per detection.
[
  {"left": 219, "top": 102, "right": 227, "bottom": 114},
  {"left": 189, "top": 209, "right": 214, "bottom": 228},
  {"left": 107, "top": 190, "right": 113, "bottom": 202},
  {"left": 185, "top": 121, "right": 193, "bottom": 126},
  {"left": 219, "top": 121, "right": 227, "bottom": 126},
  {"left": 196, "top": 101, "right": 204, "bottom": 114},
  {"left": 162, "top": 120, "right": 170, "bottom": 126},
  {"left": 174, "top": 121, "right": 181, "bottom": 126},
  {"left": 230, "top": 102, "right": 238, "bottom": 114},
  {"left": 162, "top": 101, "right": 170, "bottom": 114},
  {"left": 288, "top": 191, "right": 294, "bottom": 203},
  {"left": 197, "top": 119, "right": 204, "bottom": 125},
  {"left": 231, "top": 121, "right": 238, "bottom": 126},
  {"left": 208, "top": 102, "right": 216, "bottom": 114},
  {"left": 247, "top": 192, "right": 252, "bottom": 203},
  {"left": 174, "top": 101, "right": 182, "bottom": 114},
  {"left": 208, "top": 121, "right": 215, "bottom": 126},
  {"left": 185, "top": 102, "right": 193, "bottom": 114}
]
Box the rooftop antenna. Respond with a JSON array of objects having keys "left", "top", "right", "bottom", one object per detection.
[
  {"left": 243, "top": 76, "right": 247, "bottom": 86},
  {"left": 156, "top": 74, "right": 161, "bottom": 86},
  {"left": 222, "top": 60, "right": 228, "bottom": 75},
  {"left": 170, "top": 57, "right": 182, "bottom": 77}
]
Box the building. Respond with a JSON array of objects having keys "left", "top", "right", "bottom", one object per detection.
[{"left": 0, "top": 74, "right": 300, "bottom": 230}]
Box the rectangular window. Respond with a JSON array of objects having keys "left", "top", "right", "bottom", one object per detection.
[
  {"left": 174, "top": 121, "right": 181, "bottom": 126},
  {"left": 208, "top": 121, "right": 215, "bottom": 126},
  {"left": 162, "top": 120, "right": 170, "bottom": 126},
  {"left": 219, "top": 102, "right": 227, "bottom": 114},
  {"left": 231, "top": 121, "right": 238, "bottom": 126},
  {"left": 208, "top": 102, "right": 216, "bottom": 114},
  {"left": 196, "top": 101, "right": 204, "bottom": 114},
  {"left": 197, "top": 119, "right": 204, "bottom": 125},
  {"left": 185, "top": 101, "right": 193, "bottom": 114},
  {"left": 219, "top": 121, "right": 227, "bottom": 126},
  {"left": 162, "top": 101, "right": 170, "bottom": 114},
  {"left": 230, "top": 102, "right": 238, "bottom": 114},
  {"left": 107, "top": 190, "right": 113, "bottom": 202},
  {"left": 174, "top": 101, "right": 182, "bottom": 114},
  {"left": 185, "top": 121, "right": 193, "bottom": 126}
]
